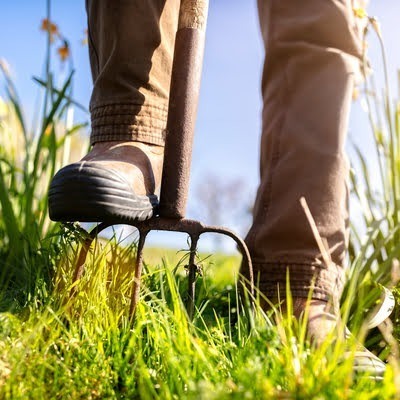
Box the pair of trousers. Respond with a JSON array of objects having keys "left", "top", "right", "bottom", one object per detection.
[{"left": 86, "top": 0, "right": 363, "bottom": 304}]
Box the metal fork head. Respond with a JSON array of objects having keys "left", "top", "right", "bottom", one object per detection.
[{"left": 70, "top": 217, "right": 254, "bottom": 319}]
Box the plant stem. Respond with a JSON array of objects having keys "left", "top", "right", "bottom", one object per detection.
[
  {"left": 362, "top": 42, "right": 388, "bottom": 214},
  {"left": 377, "top": 32, "right": 398, "bottom": 228},
  {"left": 43, "top": 0, "right": 52, "bottom": 119}
]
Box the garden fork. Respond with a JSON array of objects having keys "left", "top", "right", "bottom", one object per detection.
[{"left": 70, "top": 0, "right": 254, "bottom": 319}]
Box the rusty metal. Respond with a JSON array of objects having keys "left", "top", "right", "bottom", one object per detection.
[
  {"left": 186, "top": 234, "right": 200, "bottom": 320},
  {"left": 159, "top": 2, "right": 209, "bottom": 219},
  {"left": 129, "top": 229, "right": 149, "bottom": 317},
  {"left": 70, "top": 218, "right": 254, "bottom": 319},
  {"left": 178, "top": 0, "right": 209, "bottom": 30},
  {"left": 70, "top": 222, "right": 109, "bottom": 298}
]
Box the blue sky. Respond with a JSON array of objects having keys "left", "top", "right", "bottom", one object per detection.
[{"left": 1, "top": 1, "right": 400, "bottom": 248}]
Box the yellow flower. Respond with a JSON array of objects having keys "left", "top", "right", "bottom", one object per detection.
[
  {"left": 353, "top": 7, "right": 367, "bottom": 19},
  {"left": 57, "top": 41, "right": 70, "bottom": 62},
  {"left": 81, "top": 29, "right": 88, "bottom": 46},
  {"left": 40, "top": 18, "right": 59, "bottom": 42}
]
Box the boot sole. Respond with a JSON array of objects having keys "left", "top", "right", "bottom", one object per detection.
[{"left": 48, "top": 163, "right": 158, "bottom": 223}]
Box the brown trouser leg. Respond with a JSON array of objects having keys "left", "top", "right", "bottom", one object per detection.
[
  {"left": 86, "top": 0, "right": 180, "bottom": 146},
  {"left": 86, "top": 1, "right": 362, "bottom": 304},
  {"left": 246, "top": 0, "right": 363, "bottom": 304}
]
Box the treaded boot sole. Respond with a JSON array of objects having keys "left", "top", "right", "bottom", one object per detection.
[
  {"left": 351, "top": 351, "right": 386, "bottom": 381},
  {"left": 48, "top": 163, "right": 158, "bottom": 223}
]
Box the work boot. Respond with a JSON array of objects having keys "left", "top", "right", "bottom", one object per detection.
[
  {"left": 291, "top": 298, "right": 387, "bottom": 380},
  {"left": 48, "top": 141, "right": 164, "bottom": 222}
]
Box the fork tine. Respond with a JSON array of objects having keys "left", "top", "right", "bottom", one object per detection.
[
  {"left": 130, "top": 229, "right": 149, "bottom": 318},
  {"left": 70, "top": 223, "right": 110, "bottom": 299},
  {"left": 187, "top": 234, "right": 199, "bottom": 320}
]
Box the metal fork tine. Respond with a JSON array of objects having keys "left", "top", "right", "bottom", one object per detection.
[
  {"left": 129, "top": 229, "right": 149, "bottom": 318},
  {"left": 71, "top": 237, "right": 93, "bottom": 287},
  {"left": 187, "top": 234, "right": 199, "bottom": 320},
  {"left": 69, "top": 217, "right": 254, "bottom": 322},
  {"left": 70, "top": 222, "right": 110, "bottom": 299}
]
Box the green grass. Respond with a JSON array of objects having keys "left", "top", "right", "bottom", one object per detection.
[
  {"left": 0, "top": 238, "right": 398, "bottom": 400},
  {"left": 0, "top": 6, "right": 400, "bottom": 399}
]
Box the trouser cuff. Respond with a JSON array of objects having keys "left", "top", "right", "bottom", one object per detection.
[
  {"left": 90, "top": 103, "right": 168, "bottom": 146},
  {"left": 252, "top": 261, "right": 345, "bottom": 304}
]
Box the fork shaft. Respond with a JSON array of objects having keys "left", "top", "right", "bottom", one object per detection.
[{"left": 159, "top": 0, "right": 209, "bottom": 218}]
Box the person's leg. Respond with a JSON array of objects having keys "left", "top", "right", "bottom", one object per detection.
[
  {"left": 248, "top": 0, "right": 361, "bottom": 313},
  {"left": 49, "top": 0, "right": 179, "bottom": 222},
  {"left": 247, "top": 0, "right": 385, "bottom": 375},
  {"left": 248, "top": 0, "right": 362, "bottom": 307}
]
